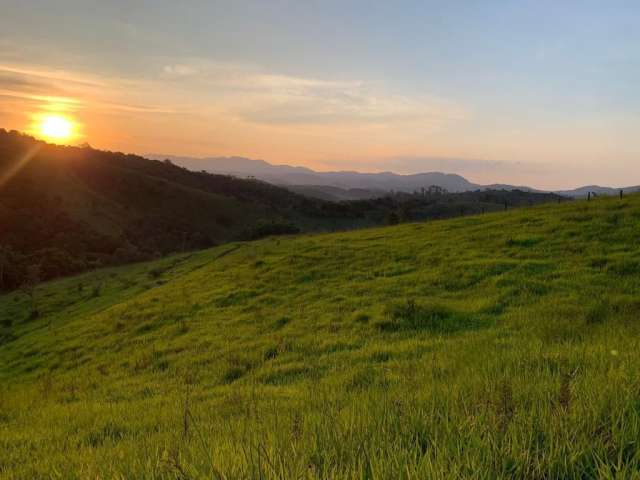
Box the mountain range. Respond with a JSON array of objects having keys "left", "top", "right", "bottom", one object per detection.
[{"left": 153, "top": 155, "right": 640, "bottom": 201}]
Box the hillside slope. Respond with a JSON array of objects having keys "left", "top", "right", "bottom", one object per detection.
[
  {"left": 0, "top": 130, "right": 566, "bottom": 291},
  {"left": 3, "top": 195, "right": 640, "bottom": 477},
  {"left": 0, "top": 130, "right": 368, "bottom": 289}
]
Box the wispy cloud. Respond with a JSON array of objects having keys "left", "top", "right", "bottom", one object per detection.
[
  {"left": 0, "top": 63, "right": 176, "bottom": 117},
  {"left": 1, "top": 56, "right": 466, "bottom": 132},
  {"left": 0, "top": 63, "right": 106, "bottom": 87},
  {"left": 159, "top": 58, "right": 466, "bottom": 127},
  {"left": 0, "top": 56, "right": 471, "bottom": 174}
]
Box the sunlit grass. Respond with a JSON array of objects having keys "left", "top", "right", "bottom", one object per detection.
[{"left": 2, "top": 194, "right": 640, "bottom": 478}]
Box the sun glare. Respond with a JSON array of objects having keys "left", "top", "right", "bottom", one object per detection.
[{"left": 37, "top": 114, "right": 75, "bottom": 142}]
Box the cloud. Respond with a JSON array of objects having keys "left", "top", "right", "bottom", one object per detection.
[
  {"left": 241, "top": 91, "right": 462, "bottom": 126},
  {"left": 0, "top": 63, "right": 103, "bottom": 113},
  {"left": 0, "top": 64, "right": 105, "bottom": 88},
  {"left": 0, "top": 63, "right": 175, "bottom": 116},
  {"left": 0, "top": 68, "right": 85, "bottom": 113},
  {"left": 162, "top": 64, "right": 200, "bottom": 77},
  {"left": 0, "top": 90, "right": 81, "bottom": 109},
  {"left": 0, "top": 57, "right": 469, "bottom": 171},
  {"left": 158, "top": 58, "right": 466, "bottom": 127},
  {"left": 1, "top": 56, "right": 466, "bottom": 133}
]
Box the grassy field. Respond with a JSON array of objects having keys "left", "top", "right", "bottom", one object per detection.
[{"left": 3, "top": 194, "right": 640, "bottom": 478}]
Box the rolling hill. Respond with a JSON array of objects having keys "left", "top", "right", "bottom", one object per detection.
[
  {"left": 0, "top": 130, "right": 564, "bottom": 290},
  {"left": 2, "top": 193, "right": 640, "bottom": 477},
  {"left": 0, "top": 130, "right": 375, "bottom": 289}
]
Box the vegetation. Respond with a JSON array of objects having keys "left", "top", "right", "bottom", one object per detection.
[
  {"left": 0, "top": 129, "right": 565, "bottom": 291},
  {"left": 2, "top": 193, "right": 640, "bottom": 478},
  {"left": 363, "top": 188, "right": 567, "bottom": 225}
]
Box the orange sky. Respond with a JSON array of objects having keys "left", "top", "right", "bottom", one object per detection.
[
  {"left": 1, "top": 60, "right": 637, "bottom": 190},
  {"left": 1, "top": 1, "right": 639, "bottom": 189}
]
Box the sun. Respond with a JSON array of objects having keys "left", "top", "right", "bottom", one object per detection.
[{"left": 38, "top": 114, "right": 75, "bottom": 142}]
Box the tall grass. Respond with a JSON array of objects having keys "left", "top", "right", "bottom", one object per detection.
[{"left": 2, "top": 195, "right": 640, "bottom": 478}]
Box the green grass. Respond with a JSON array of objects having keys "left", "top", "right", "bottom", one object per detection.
[{"left": 3, "top": 195, "right": 640, "bottom": 478}]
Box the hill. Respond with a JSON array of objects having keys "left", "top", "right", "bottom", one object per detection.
[
  {"left": 0, "top": 130, "right": 564, "bottom": 290},
  {"left": 0, "top": 130, "right": 372, "bottom": 289},
  {"left": 2, "top": 194, "right": 640, "bottom": 477}
]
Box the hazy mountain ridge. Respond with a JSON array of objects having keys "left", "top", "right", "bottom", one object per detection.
[
  {"left": 152, "top": 155, "right": 479, "bottom": 194},
  {"left": 155, "top": 154, "right": 636, "bottom": 199}
]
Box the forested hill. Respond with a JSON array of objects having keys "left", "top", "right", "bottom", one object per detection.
[
  {"left": 0, "top": 130, "right": 356, "bottom": 289},
  {"left": 0, "top": 130, "right": 566, "bottom": 290}
]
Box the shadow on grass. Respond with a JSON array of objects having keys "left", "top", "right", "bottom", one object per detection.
[{"left": 375, "top": 300, "right": 487, "bottom": 334}]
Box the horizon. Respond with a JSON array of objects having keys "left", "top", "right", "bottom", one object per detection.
[
  {"left": 2, "top": 127, "right": 635, "bottom": 192},
  {"left": 153, "top": 151, "right": 636, "bottom": 191},
  {"left": 1, "top": 1, "right": 639, "bottom": 190}
]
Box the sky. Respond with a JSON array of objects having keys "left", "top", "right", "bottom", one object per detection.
[{"left": 0, "top": 0, "right": 638, "bottom": 189}]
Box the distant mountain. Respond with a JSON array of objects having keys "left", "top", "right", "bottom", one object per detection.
[
  {"left": 153, "top": 154, "right": 639, "bottom": 201},
  {"left": 152, "top": 155, "right": 481, "bottom": 194}
]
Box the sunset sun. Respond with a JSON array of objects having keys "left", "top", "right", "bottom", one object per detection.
[{"left": 38, "top": 114, "right": 75, "bottom": 142}]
